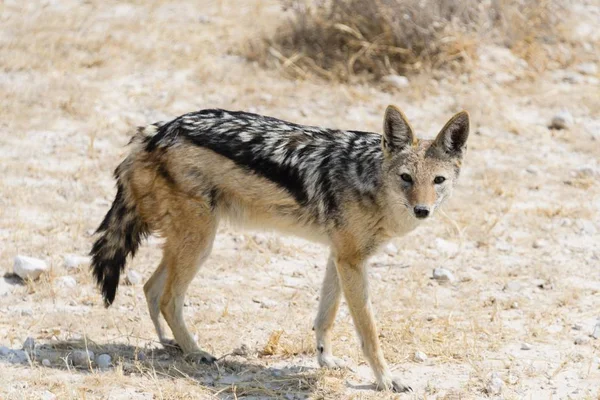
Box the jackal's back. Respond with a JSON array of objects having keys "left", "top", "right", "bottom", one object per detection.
[{"left": 144, "top": 109, "right": 385, "bottom": 222}]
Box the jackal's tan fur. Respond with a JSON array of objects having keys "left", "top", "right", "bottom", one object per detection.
[{"left": 91, "top": 106, "right": 470, "bottom": 392}]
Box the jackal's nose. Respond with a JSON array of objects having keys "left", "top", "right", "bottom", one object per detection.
[{"left": 414, "top": 206, "right": 430, "bottom": 219}]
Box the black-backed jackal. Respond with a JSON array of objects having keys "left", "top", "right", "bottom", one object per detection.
[{"left": 91, "top": 106, "right": 469, "bottom": 392}]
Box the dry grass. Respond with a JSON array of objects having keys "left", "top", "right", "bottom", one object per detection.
[{"left": 246, "top": 0, "right": 567, "bottom": 81}]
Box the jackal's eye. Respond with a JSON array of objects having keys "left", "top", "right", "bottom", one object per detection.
[
  {"left": 434, "top": 176, "right": 446, "bottom": 184},
  {"left": 400, "top": 173, "right": 413, "bottom": 183}
]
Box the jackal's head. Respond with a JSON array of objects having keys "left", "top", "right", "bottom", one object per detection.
[{"left": 381, "top": 105, "right": 469, "bottom": 220}]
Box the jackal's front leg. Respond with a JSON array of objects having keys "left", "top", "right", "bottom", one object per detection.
[
  {"left": 314, "top": 255, "right": 345, "bottom": 368},
  {"left": 334, "top": 255, "right": 412, "bottom": 393}
]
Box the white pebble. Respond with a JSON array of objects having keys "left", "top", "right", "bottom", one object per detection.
[
  {"left": 435, "top": 238, "right": 459, "bottom": 255},
  {"left": 64, "top": 254, "right": 91, "bottom": 270},
  {"left": 382, "top": 74, "right": 410, "bottom": 89},
  {"left": 13, "top": 255, "right": 48, "bottom": 280},
  {"left": 414, "top": 351, "right": 428, "bottom": 362},
  {"left": 125, "top": 270, "right": 142, "bottom": 285},
  {"left": 549, "top": 110, "right": 574, "bottom": 130},
  {"left": 96, "top": 353, "right": 112, "bottom": 368},
  {"left": 592, "top": 323, "right": 600, "bottom": 340},
  {"left": 532, "top": 239, "right": 547, "bottom": 249},
  {"left": 521, "top": 342, "right": 531, "bottom": 350},
  {"left": 42, "top": 359, "right": 51, "bottom": 367},
  {"left": 432, "top": 267, "right": 455, "bottom": 283},
  {"left": 384, "top": 243, "right": 398, "bottom": 256}
]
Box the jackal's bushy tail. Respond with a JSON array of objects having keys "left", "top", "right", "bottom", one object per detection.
[{"left": 90, "top": 135, "right": 151, "bottom": 307}]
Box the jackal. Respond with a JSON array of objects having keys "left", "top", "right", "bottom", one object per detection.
[{"left": 91, "top": 106, "right": 469, "bottom": 392}]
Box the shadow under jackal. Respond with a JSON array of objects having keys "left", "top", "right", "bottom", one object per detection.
[{"left": 91, "top": 106, "right": 469, "bottom": 392}]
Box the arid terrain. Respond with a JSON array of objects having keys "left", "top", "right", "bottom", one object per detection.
[{"left": 1, "top": 1, "right": 599, "bottom": 399}]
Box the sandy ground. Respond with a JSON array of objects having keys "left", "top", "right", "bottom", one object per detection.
[{"left": 1, "top": 1, "right": 599, "bottom": 399}]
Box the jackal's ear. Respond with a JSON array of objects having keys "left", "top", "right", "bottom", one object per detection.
[
  {"left": 382, "top": 105, "right": 415, "bottom": 155},
  {"left": 433, "top": 111, "right": 469, "bottom": 157}
]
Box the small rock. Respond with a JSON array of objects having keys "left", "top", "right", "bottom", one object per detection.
[
  {"left": 432, "top": 267, "right": 455, "bottom": 283},
  {"left": 22, "top": 337, "right": 35, "bottom": 352},
  {"left": 511, "top": 302, "right": 519, "bottom": 309},
  {"left": 0, "top": 346, "right": 11, "bottom": 357},
  {"left": 41, "top": 390, "right": 57, "bottom": 400},
  {"left": 574, "top": 336, "right": 590, "bottom": 345},
  {"left": 495, "top": 240, "right": 512, "bottom": 252},
  {"left": 414, "top": 351, "right": 427, "bottom": 362},
  {"left": 576, "top": 62, "right": 598, "bottom": 75},
  {"left": 42, "top": 359, "right": 51, "bottom": 367},
  {"left": 232, "top": 344, "right": 250, "bottom": 356},
  {"left": 70, "top": 350, "right": 94, "bottom": 367},
  {"left": 591, "top": 323, "right": 600, "bottom": 340},
  {"left": 521, "top": 342, "right": 532, "bottom": 350},
  {"left": 96, "top": 353, "right": 112, "bottom": 368},
  {"left": 382, "top": 74, "right": 410, "bottom": 89},
  {"left": 8, "top": 349, "right": 28, "bottom": 364},
  {"left": 64, "top": 255, "right": 91, "bottom": 270},
  {"left": 504, "top": 281, "right": 521, "bottom": 292},
  {"left": 56, "top": 276, "right": 77, "bottom": 288},
  {"left": 13, "top": 255, "right": 48, "bottom": 280},
  {"left": 549, "top": 111, "right": 574, "bottom": 130},
  {"left": 532, "top": 239, "right": 547, "bottom": 249},
  {"left": 486, "top": 372, "right": 504, "bottom": 395},
  {"left": 384, "top": 243, "right": 398, "bottom": 256},
  {"left": 125, "top": 270, "right": 142, "bottom": 285},
  {"left": 572, "top": 323, "right": 583, "bottom": 331}
]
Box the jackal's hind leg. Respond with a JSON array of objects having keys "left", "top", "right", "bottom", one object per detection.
[
  {"left": 159, "top": 202, "right": 218, "bottom": 364},
  {"left": 314, "top": 255, "right": 346, "bottom": 369}
]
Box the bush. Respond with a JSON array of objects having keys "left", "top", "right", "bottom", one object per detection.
[{"left": 246, "top": 0, "right": 564, "bottom": 81}]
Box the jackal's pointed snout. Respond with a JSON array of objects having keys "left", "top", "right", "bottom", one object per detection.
[{"left": 413, "top": 205, "right": 430, "bottom": 219}]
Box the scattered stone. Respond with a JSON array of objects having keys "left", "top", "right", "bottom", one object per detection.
[
  {"left": 42, "top": 359, "right": 51, "bottom": 367},
  {"left": 382, "top": 74, "right": 410, "bottom": 89},
  {"left": 70, "top": 350, "right": 94, "bottom": 367},
  {"left": 57, "top": 276, "right": 77, "bottom": 288},
  {"left": 572, "top": 323, "right": 583, "bottom": 331},
  {"left": 576, "top": 62, "right": 598, "bottom": 76},
  {"left": 532, "top": 239, "right": 547, "bottom": 249},
  {"left": 486, "top": 372, "right": 504, "bottom": 395},
  {"left": 232, "top": 344, "right": 250, "bottom": 356},
  {"left": 0, "top": 346, "right": 10, "bottom": 357},
  {"left": 96, "top": 353, "right": 112, "bottom": 369},
  {"left": 8, "top": 349, "right": 28, "bottom": 364},
  {"left": 432, "top": 267, "right": 455, "bottom": 283},
  {"left": 22, "top": 337, "right": 35, "bottom": 352},
  {"left": 414, "top": 351, "right": 428, "bottom": 362},
  {"left": 574, "top": 336, "right": 590, "bottom": 345},
  {"left": 504, "top": 281, "right": 521, "bottom": 292},
  {"left": 521, "top": 342, "right": 532, "bottom": 350},
  {"left": 384, "top": 243, "right": 398, "bottom": 256},
  {"left": 13, "top": 255, "right": 48, "bottom": 280},
  {"left": 125, "top": 270, "right": 142, "bottom": 285},
  {"left": 64, "top": 255, "right": 91, "bottom": 270},
  {"left": 495, "top": 240, "right": 512, "bottom": 252},
  {"left": 41, "top": 390, "right": 57, "bottom": 400},
  {"left": 579, "top": 220, "right": 597, "bottom": 235},
  {"left": 549, "top": 111, "right": 574, "bottom": 130},
  {"left": 591, "top": 323, "right": 600, "bottom": 340},
  {"left": 511, "top": 302, "right": 519, "bottom": 309}
]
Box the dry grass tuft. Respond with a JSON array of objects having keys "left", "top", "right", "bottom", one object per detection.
[{"left": 246, "top": 0, "right": 566, "bottom": 81}]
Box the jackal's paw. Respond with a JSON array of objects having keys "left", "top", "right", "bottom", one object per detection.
[
  {"left": 317, "top": 354, "right": 347, "bottom": 369},
  {"left": 160, "top": 339, "right": 181, "bottom": 351},
  {"left": 184, "top": 350, "right": 217, "bottom": 364},
  {"left": 377, "top": 377, "right": 412, "bottom": 393}
]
